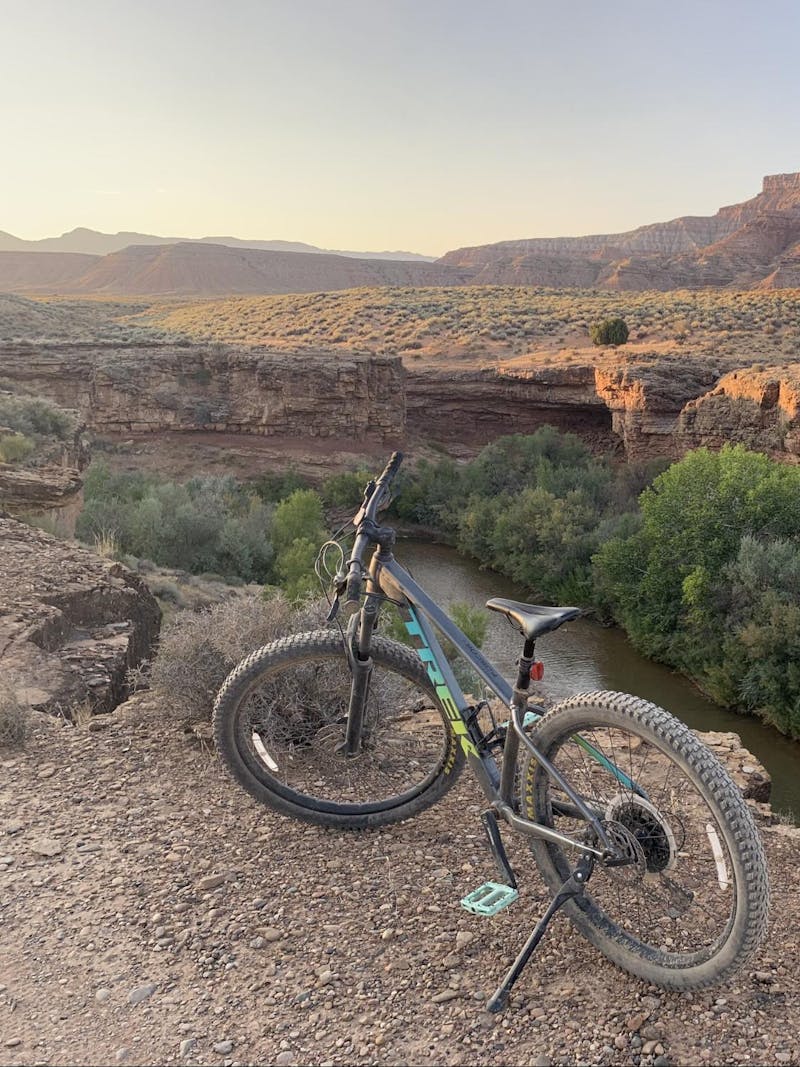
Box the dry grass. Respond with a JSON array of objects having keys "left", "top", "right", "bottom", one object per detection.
[
  {"left": 0, "top": 689, "right": 32, "bottom": 748},
  {"left": 131, "top": 591, "right": 329, "bottom": 725},
  {"left": 128, "top": 285, "right": 800, "bottom": 369},
  {"left": 7, "top": 286, "right": 800, "bottom": 384}
]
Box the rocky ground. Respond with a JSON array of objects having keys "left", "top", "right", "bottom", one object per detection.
[{"left": 1, "top": 700, "right": 796, "bottom": 1067}]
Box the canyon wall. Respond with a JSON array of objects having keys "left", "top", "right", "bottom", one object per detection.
[
  {"left": 3, "top": 343, "right": 799, "bottom": 465},
  {"left": 0, "top": 343, "right": 404, "bottom": 442}
]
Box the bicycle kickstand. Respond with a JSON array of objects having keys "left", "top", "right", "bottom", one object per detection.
[{"left": 485, "top": 851, "right": 594, "bottom": 1014}]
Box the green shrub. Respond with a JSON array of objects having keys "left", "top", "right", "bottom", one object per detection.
[
  {"left": 0, "top": 432, "right": 35, "bottom": 463},
  {"left": 590, "top": 318, "right": 629, "bottom": 346},
  {"left": 594, "top": 446, "right": 800, "bottom": 735}
]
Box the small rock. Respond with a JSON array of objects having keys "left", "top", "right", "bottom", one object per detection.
[
  {"left": 275, "top": 1054, "right": 293, "bottom": 1067},
  {"left": 627, "top": 1012, "right": 649, "bottom": 1032},
  {"left": 614, "top": 1034, "right": 628, "bottom": 1050},
  {"left": 115, "top": 1050, "right": 130, "bottom": 1063},
  {"left": 532, "top": 1057, "right": 552, "bottom": 1067},
  {"left": 380, "top": 928, "right": 395, "bottom": 942},
  {"left": 431, "top": 989, "right": 460, "bottom": 1004},
  {"left": 249, "top": 936, "right": 266, "bottom": 950},
  {"left": 261, "top": 927, "right": 282, "bottom": 942},
  {"left": 455, "top": 931, "right": 474, "bottom": 950},
  {"left": 653, "top": 1057, "right": 670, "bottom": 1067},
  {"left": 128, "top": 983, "right": 157, "bottom": 1006},
  {"left": 95, "top": 987, "right": 112, "bottom": 1003},
  {"left": 179, "top": 1038, "right": 197, "bottom": 1057},
  {"left": 213, "top": 1040, "right": 234, "bottom": 1054},
  {"left": 197, "top": 873, "right": 229, "bottom": 891},
  {"left": 37, "top": 765, "right": 57, "bottom": 779},
  {"left": 88, "top": 717, "right": 113, "bottom": 732},
  {"left": 5, "top": 1039, "right": 21, "bottom": 1048},
  {"left": 30, "top": 838, "right": 62, "bottom": 857}
]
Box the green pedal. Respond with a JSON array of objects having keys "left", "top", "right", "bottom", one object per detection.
[
  {"left": 461, "top": 882, "right": 519, "bottom": 916},
  {"left": 500, "top": 710, "right": 540, "bottom": 731}
]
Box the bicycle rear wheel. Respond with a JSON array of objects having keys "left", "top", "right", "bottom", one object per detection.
[
  {"left": 521, "top": 692, "right": 769, "bottom": 989},
  {"left": 213, "top": 630, "right": 464, "bottom": 828}
]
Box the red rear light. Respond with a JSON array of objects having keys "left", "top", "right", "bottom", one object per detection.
[{"left": 530, "top": 661, "right": 545, "bottom": 681}]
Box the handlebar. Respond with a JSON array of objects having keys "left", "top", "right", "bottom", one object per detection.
[{"left": 341, "top": 451, "right": 403, "bottom": 613}]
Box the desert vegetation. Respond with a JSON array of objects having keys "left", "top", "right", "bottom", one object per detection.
[
  {"left": 131, "top": 285, "right": 800, "bottom": 364},
  {"left": 7, "top": 287, "right": 800, "bottom": 385},
  {"left": 0, "top": 392, "right": 78, "bottom": 465},
  {"left": 76, "top": 463, "right": 326, "bottom": 599}
]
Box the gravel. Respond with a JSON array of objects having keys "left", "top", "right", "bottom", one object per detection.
[{"left": 0, "top": 707, "right": 796, "bottom": 1066}]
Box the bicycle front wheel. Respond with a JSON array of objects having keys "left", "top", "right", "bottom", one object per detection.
[
  {"left": 213, "top": 630, "right": 464, "bottom": 828},
  {"left": 520, "top": 692, "right": 769, "bottom": 989}
]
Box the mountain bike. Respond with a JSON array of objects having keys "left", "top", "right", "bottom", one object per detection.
[{"left": 212, "top": 452, "right": 769, "bottom": 1011}]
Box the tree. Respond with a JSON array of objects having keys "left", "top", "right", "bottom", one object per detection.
[{"left": 590, "top": 318, "right": 629, "bottom": 346}]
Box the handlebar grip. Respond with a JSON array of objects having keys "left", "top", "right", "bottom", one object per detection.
[{"left": 377, "top": 451, "right": 404, "bottom": 486}]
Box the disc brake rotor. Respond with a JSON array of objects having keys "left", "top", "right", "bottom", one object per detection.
[{"left": 605, "top": 794, "right": 679, "bottom": 873}]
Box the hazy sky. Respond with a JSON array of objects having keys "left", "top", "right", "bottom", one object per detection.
[{"left": 3, "top": 0, "right": 799, "bottom": 255}]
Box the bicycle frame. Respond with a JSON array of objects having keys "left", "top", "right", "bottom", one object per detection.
[{"left": 363, "top": 545, "right": 614, "bottom": 858}]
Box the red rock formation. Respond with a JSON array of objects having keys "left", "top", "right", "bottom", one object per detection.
[{"left": 439, "top": 174, "right": 800, "bottom": 290}]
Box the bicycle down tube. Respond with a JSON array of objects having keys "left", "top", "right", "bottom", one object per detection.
[{"left": 367, "top": 547, "right": 614, "bottom": 857}]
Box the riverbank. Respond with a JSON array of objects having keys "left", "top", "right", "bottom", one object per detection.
[
  {"left": 397, "top": 541, "right": 800, "bottom": 821},
  {"left": 0, "top": 703, "right": 794, "bottom": 1067}
]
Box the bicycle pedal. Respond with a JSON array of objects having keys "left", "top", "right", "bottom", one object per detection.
[
  {"left": 500, "top": 711, "right": 539, "bottom": 731},
  {"left": 460, "top": 882, "right": 519, "bottom": 916}
]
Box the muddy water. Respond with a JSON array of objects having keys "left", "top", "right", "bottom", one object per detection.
[{"left": 399, "top": 540, "right": 800, "bottom": 820}]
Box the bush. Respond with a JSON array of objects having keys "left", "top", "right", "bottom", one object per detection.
[
  {"left": 0, "top": 689, "right": 31, "bottom": 748},
  {"left": 0, "top": 433, "right": 35, "bottom": 464},
  {"left": 77, "top": 464, "right": 279, "bottom": 583},
  {"left": 138, "top": 592, "right": 328, "bottom": 724},
  {"left": 590, "top": 318, "right": 629, "bottom": 346},
  {"left": 0, "top": 394, "right": 76, "bottom": 440},
  {"left": 594, "top": 446, "right": 800, "bottom": 735}
]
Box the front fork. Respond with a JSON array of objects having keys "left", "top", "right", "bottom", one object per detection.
[{"left": 339, "top": 591, "right": 381, "bottom": 756}]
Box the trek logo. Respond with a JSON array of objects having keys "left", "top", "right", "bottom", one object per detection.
[{"left": 404, "top": 609, "right": 478, "bottom": 758}]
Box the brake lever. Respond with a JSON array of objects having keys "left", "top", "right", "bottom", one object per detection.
[{"left": 327, "top": 569, "right": 348, "bottom": 623}]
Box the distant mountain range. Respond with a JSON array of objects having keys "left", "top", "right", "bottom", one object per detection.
[
  {"left": 0, "top": 242, "right": 468, "bottom": 297},
  {"left": 0, "top": 227, "right": 435, "bottom": 262},
  {"left": 1, "top": 174, "right": 799, "bottom": 296}
]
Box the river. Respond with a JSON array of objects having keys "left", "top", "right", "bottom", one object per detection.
[{"left": 399, "top": 540, "right": 800, "bottom": 820}]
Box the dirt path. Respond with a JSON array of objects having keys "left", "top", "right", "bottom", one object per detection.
[{"left": 1, "top": 705, "right": 796, "bottom": 1067}]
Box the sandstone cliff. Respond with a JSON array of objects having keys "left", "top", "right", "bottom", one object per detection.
[
  {"left": 439, "top": 173, "right": 800, "bottom": 290},
  {"left": 678, "top": 365, "right": 800, "bottom": 458},
  {"left": 0, "top": 517, "right": 161, "bottom": 717},
  {"left": 0, "top": 344, "right": 404, "bottom": 442},
  {"left": 3, "top": 341, "right": 799, "bottom": 465}
]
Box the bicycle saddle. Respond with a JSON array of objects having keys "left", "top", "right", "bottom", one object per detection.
[{"left": 485, "top": 598, "right": 581, "bottom": 640}]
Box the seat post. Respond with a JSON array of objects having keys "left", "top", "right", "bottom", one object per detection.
[{"left": 514, "top": 636, "right": 536, "bottom": 694}]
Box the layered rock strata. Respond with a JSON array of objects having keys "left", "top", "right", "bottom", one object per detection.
[
  {"left": 678, "top": 366, "right": 800, "bottom": 459},
  {"left": 0, "top": 344, "right": 404, "bottom": 441},
  {"left": 439, "top": 173, "right": 800, "bottom": 290},
  {"left": 0, "top": 518, "right": 161, "bottom": 717},
  {"left": 3, "top": 343, "right": 800, "bottom": 464}
]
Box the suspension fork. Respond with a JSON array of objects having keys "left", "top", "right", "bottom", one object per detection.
[{"left": 339, "top": 589, "right": 381, "bottom": 756}]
